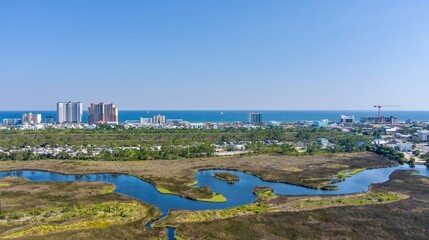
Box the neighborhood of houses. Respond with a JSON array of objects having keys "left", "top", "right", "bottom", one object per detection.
[{"left": 1, "top": 113, "right": 429, "bottom": 162}]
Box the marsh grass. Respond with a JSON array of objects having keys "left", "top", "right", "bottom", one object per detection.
[
  {"left": 155, "top": 202, "right": 270, "bottom": 227},
  {"left": 175, "top": 171, "right": 426, "bottom": 240},
  {"left": 0, "top": 152, "right": 394, "bottom": 200},
  {"left": 290, "top": 192, "right": 407, "bottom": 210},
  {"left": 0, "top": 178, "right": 161, "bottom": 239}
]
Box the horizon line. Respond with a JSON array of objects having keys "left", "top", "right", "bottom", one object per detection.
[{"left": 0, "top": 109, "right": 428, "bottom": 112}]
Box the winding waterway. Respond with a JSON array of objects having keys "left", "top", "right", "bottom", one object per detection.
[{"left": 1, "top": 164, "right": 428, "bottom": 239}]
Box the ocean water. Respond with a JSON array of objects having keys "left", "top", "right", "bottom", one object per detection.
[{"left": 1, "top": 110, "right": 429, "bottom": 123}]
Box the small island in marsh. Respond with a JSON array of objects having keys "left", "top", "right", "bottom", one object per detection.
[{"left": 212, "top": 172, "right": 240, "bottom": 184}]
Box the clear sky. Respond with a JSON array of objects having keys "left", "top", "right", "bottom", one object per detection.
[{"left": 1, "top": 0, "right": 428, "bottom": 110}]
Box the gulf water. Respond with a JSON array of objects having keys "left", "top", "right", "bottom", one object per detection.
[{"left": 1, "top": 110, "right": 429, "bottom": 123}]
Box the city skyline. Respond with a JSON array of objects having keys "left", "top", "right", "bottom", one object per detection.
[{"left": 1, "top": 1, "right": 429, "bottom": 110}]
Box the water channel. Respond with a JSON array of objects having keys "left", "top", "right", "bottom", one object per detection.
[{"left": 1, "top": 164, "right": 428, "bottom": 239}]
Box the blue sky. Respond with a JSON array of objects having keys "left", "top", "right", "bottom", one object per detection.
[{"left": 1, "top": 0, "right": 428, "bottom": 110}]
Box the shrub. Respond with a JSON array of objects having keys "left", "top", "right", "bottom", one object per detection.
[{"left": 9, "top": 212, "right": 24, "bottom": 220}]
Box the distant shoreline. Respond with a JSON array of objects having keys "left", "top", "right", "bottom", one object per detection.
[{"left": 1, "top": 110, "right": 429, "bottom": 123}]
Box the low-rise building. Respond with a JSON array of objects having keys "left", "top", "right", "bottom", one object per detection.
[
  {"left": 340, "top": 115, "right": 355, "bottom": 126},
  {"left": 360, "top": 116, "right": 397, "bottom": 124},
  {"left": 372, "top": 138, "right": 388, "bottom": 145},
  {"left": 140, "top": 118, "right": 153, "bottom": 124},
  {"left": 45, "top": 116, "right": 55, "bottom": 124},
  {"left": 2, "top": 118, "right": 22, "bottom": 125},
  {"left": 395, "top": 143, "right": 413, "bottom": 152},
  {"left": 314, "top": 119, "right": 329, "bottom": 127},
  {"left": 166, "top": 119, "right": 184, "bottom": 125},
  {"left": 384, "top": 127, "right": 398, "bottom": 135},
  {"left": 22, "top": 113, "right": 42, "bottom": 124}
]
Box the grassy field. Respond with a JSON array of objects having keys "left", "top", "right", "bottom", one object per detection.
[
  {"left": 0, "top": 177, "right": 164, "bottom": 240},
  {"left": 0, "top": 152, "right": 394, "bottom": 200},
  {"left": 155, "top": 187, "right": 407, "bottom": 228},
  {"left": 174, "top": 170, "right": 429, "bottom": 240}
]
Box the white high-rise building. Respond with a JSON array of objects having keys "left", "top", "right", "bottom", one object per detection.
[
  {"left": 153, "top": 114, "right": 166, "bottom": 125},
  {"left": 22, "top": 113, "right": 42, "bottom": 124},
  {"left": 248, "top": 112, "right": 263, "bottom": 124},
  {"left": 57, "top": 102, "right": 83, "bottom": 123}
]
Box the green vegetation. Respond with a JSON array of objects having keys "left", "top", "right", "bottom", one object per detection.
[
  {"left": 369, "top": 145, "right": 407, "bottom": 164},
  {"left": 253, "top": 187, "right": 275, "bottom": 199},
  {"left": 99, "top": 184, "right": 116, "bottom": 194},
  {"left": 337, "top": 168, "right": 365, "bottom": 180},
  {"left": 197, "top": 193, "right": 227, "bottom": 203},
  {"left": 408, "top": 157, "right": 416, "bottom": 167},
  {"left": 0, "top": 177, "right": 162, "bottom": 239},
  {"left": 0, "top": 127, "right": 296, "bottom": 149},
  {"left": 306, "top": 167, "right": 366, "bottom": 189},
  {"left": 0, "top": 143, "right": 215, "bottom": 161},
  {"left": 159, "top": 191, "right": 404, "bottom": 228},
  {"left": 326, "top": 164, "right": 348, "bottom": 169},
  {"left": 186, "top": 180, "right": 198, "bottom": 186},
  {"left": 155, "top": 202, "right": 270, "bottom": 227},
  {"left": 290, "top": 192, "right": 406, "bottom": 209},
  {"left": 212, "top": 172, "right": 240, "bottom": 184},
  {"left": 421, "top": 152, "right": 429, "bottom": 167},
  {"left": 1, "top": 202, "right": 152, "bottom": 239},
  {"left": 0, "top": 127, "right": 375, "bottom": 160},
  {"left": 412, "top": 149, "right": 421, "bottom": 156},
  {"left": 3, "top": 220, "right": 111, "bottom": 239},
  {"left": 319, "top": 185, "right": 339, "bottom": 190},
  {"left": 157, "top": 188, "right": 407, "bottom": 235},
  {"left": 281, "top": 167, "right": 303, "bottom": 172},
  {"left": 156, "top": 186, "right": 179, "bottom": 195}
]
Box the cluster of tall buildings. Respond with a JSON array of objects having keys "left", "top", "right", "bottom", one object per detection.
[{"left": 57, "top": 101, "right": 119, "bottom": 124}]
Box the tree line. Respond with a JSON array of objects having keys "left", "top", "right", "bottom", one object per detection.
[{"left": 0, "top": 143, "right": 215, "bottom": 161}]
